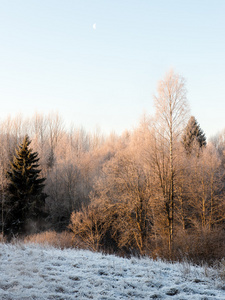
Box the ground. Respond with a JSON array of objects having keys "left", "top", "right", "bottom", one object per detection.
[{"left": 0, "top": 243, "right": 225, "bottom": 299}]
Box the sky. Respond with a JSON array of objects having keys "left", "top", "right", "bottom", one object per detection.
[{"left": 0, "top": 1, "right": 225, "bottom": 138}]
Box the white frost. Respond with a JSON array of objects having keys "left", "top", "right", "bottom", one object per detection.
[{"left": 0, "top": 243, "right": 224, "bottom": 299}]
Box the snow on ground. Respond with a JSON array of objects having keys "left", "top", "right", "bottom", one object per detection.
[{"left": 0, "top": 243, "right": 225, "bottom": 300}]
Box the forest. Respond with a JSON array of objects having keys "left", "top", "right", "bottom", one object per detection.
[{"left": 1, "top": 70, "right": 225, "bottom": 264}]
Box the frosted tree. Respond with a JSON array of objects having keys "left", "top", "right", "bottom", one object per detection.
[{"left": 153, "top": 69, "right": 189, "bottom": 252}]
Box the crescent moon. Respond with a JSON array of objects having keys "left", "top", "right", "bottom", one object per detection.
[{"left": 93, "top": 23, "right": 96, "bottom": 30}]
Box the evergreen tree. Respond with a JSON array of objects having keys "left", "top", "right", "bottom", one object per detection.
[
  {"left": 182, "top": 116, "right": 206, "bottom": 154},
  {"left": 5, "top": 135, "right": 47, "bottom": 236}
]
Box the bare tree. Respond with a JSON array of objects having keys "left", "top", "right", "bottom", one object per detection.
[
  {"left": 186, "top": 143, "right": 225, "bottom": 229},
  {"left": 90, "top": 145, "right": 153, "bottom": 255},
  {"left": 46, "top": 112, "right": 64, "bottom": 168},
  {"left": 153, "top": 69, "right": 189, "bottom": 252}
]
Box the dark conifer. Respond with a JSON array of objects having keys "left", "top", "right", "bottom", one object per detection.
[
  {"left": 182, "top": 116, "right": 206, "bottom": 154},
  {"left": 5, "top": 135, "right": 47, "bottom": 236}
]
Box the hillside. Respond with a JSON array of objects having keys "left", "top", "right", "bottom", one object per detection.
[{"left": 0, "top": 243, "right": 224, "bottom": 299}]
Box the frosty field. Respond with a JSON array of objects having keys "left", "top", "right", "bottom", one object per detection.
[{"left": 0, "top": 243, "right": 225, "bottom": 299}]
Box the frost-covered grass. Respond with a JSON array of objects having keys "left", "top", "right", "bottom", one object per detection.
[{"left": 0, "top": 242, "right": 225, "bottom": 299}]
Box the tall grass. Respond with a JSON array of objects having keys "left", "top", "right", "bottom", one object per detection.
[{"left": 23, "top": 231, "right": 73, "bottom": 249}]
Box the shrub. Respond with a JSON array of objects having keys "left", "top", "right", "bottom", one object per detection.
[
  {"left": 172, "top": 227, "right": 225, "bottom": 265},
  {"left": 69, "top": 207, "right": 106, "bottom": 251}
]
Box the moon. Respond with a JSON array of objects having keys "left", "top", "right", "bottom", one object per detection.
[{"left": 93, "top": 23, "right": 96, "bottom": 30}]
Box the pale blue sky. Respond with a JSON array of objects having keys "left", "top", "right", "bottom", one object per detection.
[{"left": 0, "top": 1, "right": 225, "bottom": 138}]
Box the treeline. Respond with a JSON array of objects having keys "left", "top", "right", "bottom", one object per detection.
[
  {"left": 0, "top": 112, "right": 112, "bottom": 232},
  {"left": 1, "top": 70, "right": 225, "bottom": 264}
]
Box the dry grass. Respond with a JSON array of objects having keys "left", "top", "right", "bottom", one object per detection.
[
  {"left": 0, "top": 233, "right": 6, "bottom": 243},
  {"left": 218, "top": 259, "right": 225, "bottom": 281},
  {"left": 24, "top": 231, "right": 74, "bottom": 249}
]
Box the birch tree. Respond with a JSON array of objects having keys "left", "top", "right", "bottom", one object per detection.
[{"left": 153, "top": 69, "right": 189, "bottom": 252}]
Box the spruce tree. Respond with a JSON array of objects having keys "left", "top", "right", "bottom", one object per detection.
[
  {"left": 5, "top": 135, "right": 46, "bottom": 236},
  {"left": 182, "top": 116, "right": 206, "bottom": 154}
]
